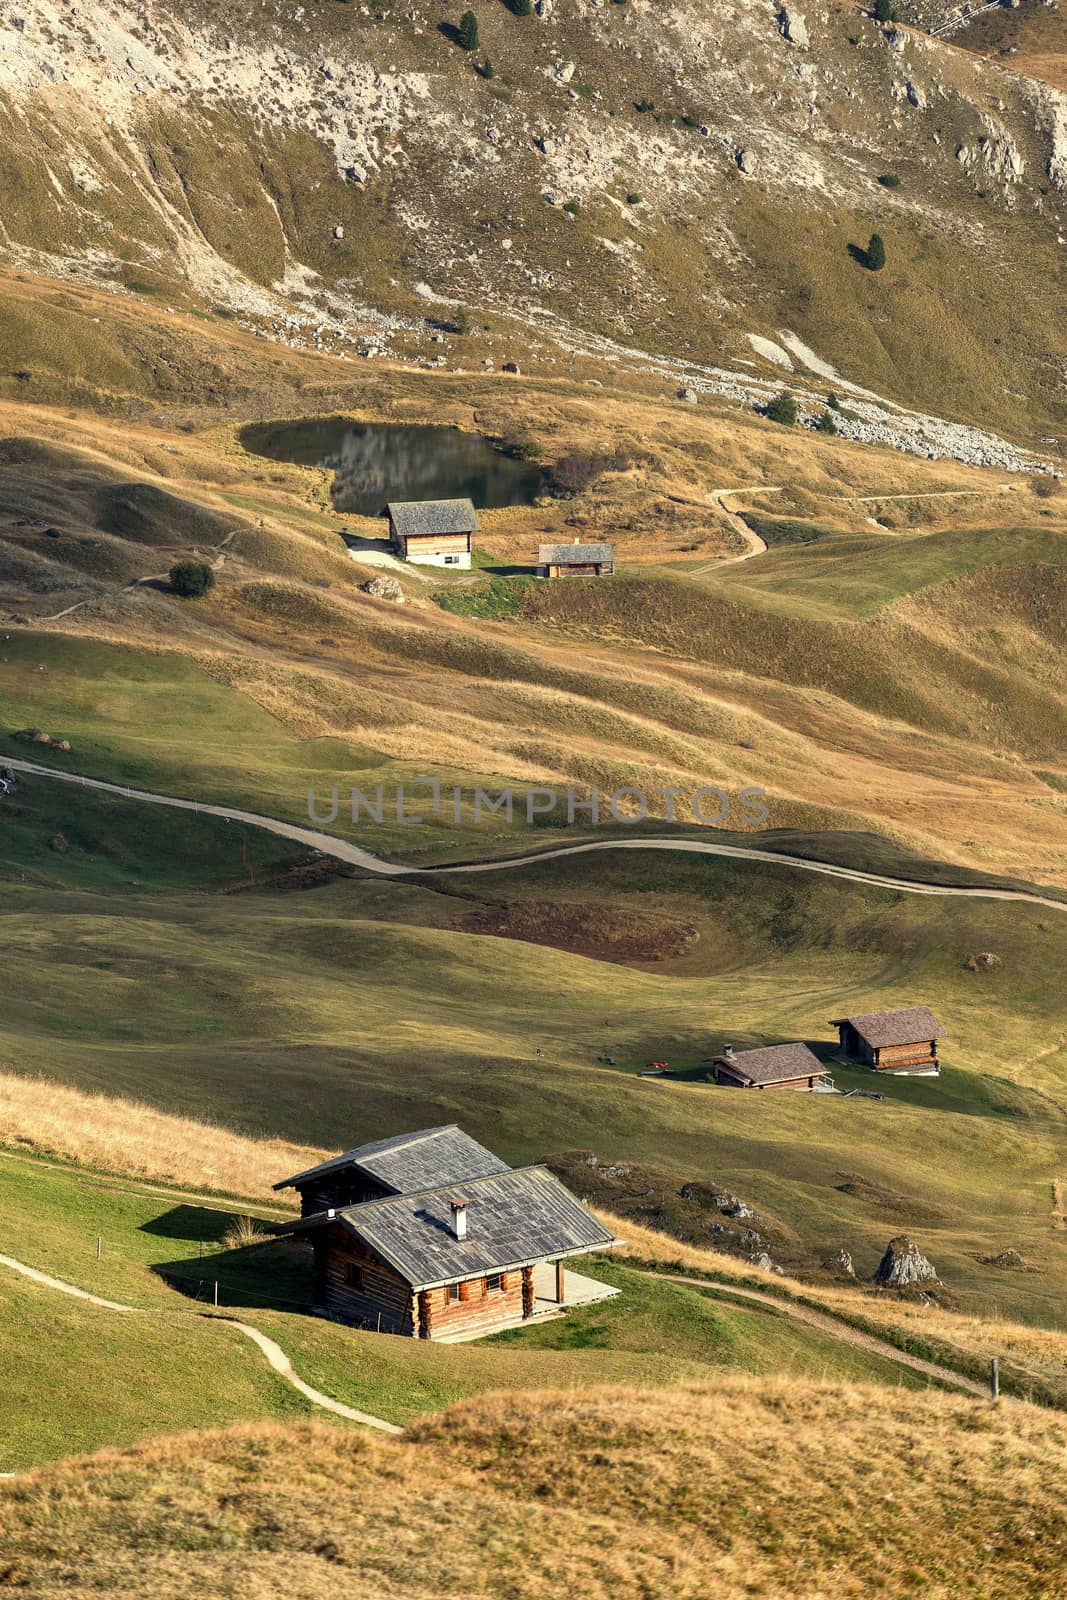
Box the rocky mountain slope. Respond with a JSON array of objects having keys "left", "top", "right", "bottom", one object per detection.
[{"left": 0, "top": 0, "right": 1065, "bottom": 459}]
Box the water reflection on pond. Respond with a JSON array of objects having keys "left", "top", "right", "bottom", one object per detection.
[{"left": 239, "top": 418, "right": 548, "bottom": 517}]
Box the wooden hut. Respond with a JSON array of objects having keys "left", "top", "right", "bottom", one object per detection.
[
  {"left": 712, "top": 1042, "right": 830, "bottom": 1091},
  {"left": 387, "top": 498, "right": 478, "bottom": 568},
  {"left": 275, "top": 1128, "right": 617, "bottom": 1341},
  {"left": 830, "top": 1006, "right": 943, "bottom": 1075},
  {"left": 536, "top": 540, "right": 614, "bottom": 578}
]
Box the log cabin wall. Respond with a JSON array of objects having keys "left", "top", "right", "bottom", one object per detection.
[
  {"left": 315, "top": 1230, "right": 415, "bottom": 1334},
  {"left": 402, "top": 532, "right": 471, "bottom": 556},
  {"left": 416, "top": 1272, "right": 524, "bottom": 1340},
  {"left": 838, "top": 1023, "right": 875, "bottom": 1066},
  {"left": 298, "top": 1173, "right": 392, "bottom": 1217},
  {"left": 874, "top": 1040, "right": 939, "bottom": 1071}
]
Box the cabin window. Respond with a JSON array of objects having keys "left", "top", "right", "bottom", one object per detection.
[
  {"left": 443, "top": 554, "right": 459, "bottom": 565},
  {"left": 486, "top": 1273, "right": 503, "bottom": 1293},
  {"left": 447, "top": 1283, "right": 462, "bottom": 1303},
  {"left": 346, "top": 1263, "right": 364, "bottom": 1290}
]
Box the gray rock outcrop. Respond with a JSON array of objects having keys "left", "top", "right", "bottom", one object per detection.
[
  {"left": 779, "top": 8, "right": 810, "bottom": 46},
  {"left": 873, "top": 1235, "right": 939, "bottom": 1288}
]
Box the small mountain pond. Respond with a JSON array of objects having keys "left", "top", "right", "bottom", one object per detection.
[{"left": 240, "top": 418, "right": 548, "bottom": 518}]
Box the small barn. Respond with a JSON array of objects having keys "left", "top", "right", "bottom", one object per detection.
[
  {"left": 830, "top": 1006, "right": 943, "bottom": 1075},
  {"left": 536, "top": 540, "right": 614, "bottom": 579},
  {"left": 387, "top": 498, "right": 478, "bottom": 568},
  {"left": 274, "top": 1126, "right": 618, "bottom": 1341},
  {"left": 712, "top": 1042, "right": 830, "bottom": 1091}
]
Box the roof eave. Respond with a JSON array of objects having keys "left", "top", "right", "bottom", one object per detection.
[{"left": 408, "top": 1237, "right": 621, "bottom": 1293}]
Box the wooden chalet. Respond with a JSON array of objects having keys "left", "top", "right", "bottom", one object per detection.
[
  {"left": 387, "top": 498, "right": 477, "bottom": 568},
  {"left": 712, "top": 1042, "right": 831, "bottom": 1091},
  {"left": 536, "top": 540, "right": 614, "bottom": 579},
  {"left": 830, "top": 1006, "right": 943, "bottom": 1075},
  {"left": 275, "top": 1126, "right": 617, "bottom": 1341}
]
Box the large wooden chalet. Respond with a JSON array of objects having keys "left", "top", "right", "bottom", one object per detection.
[
  {"left": 387, "top": 498, "right": 477, "bottom": 568},
  {"left": 274, "top": 1126, "right": 617, "bottom": 1341},
  {"left": 712, "top": 1042, "right": 830, "bottom": 1091},
  {"left": 831, "top": 1006, "right": 943, "bottom": 1075}
]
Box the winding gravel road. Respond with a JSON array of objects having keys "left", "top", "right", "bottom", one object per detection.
[{"left": 4, "top": 756, "right": 1065, "bottom": 913}]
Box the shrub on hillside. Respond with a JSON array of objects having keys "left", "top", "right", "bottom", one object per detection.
[
  {"left": 458, "top": 9, "right": 479, "bottom": 49},
  {"left": 878, "top": 173, "right": 901, "bottom": 188},
  {"left": 872, "top": 0, "right": 896, "bottom": 20},
  {"left": 1030, "top": 473, "right": 1063, "bottom": 499},
  {"left": 865, "top": 232, "right": 886, "bottom": 271},
  {"left": 169, "top": 559, "right": 216, "bottom": 599},
  {"left": 549, "top": 451, "right": 631, "bottom": 497},
  {"left": 507, "top": 0, "right": 532, "bottom": 13},
  {"left": 816, "top": 410, "right": 838, "bottom": 435},
  {"left": 499, "top": 431, "right": 542, "bottom": 461},
  {"left": 764, "top": 392, "right": 797, "bottom": 427}
]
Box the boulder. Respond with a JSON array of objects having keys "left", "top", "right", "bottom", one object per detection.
[
  {"left": 503, "top": 360, "right": 521, "bottom": 373},
  {"left": 749, "top": 1251, "right": 784, "bottom": 1273},
  {"left": 906, "top": 81, "right": 925, "bottom": 109},
  {"left": 13, "top": 727, "right": 50, "bottom": 744},
  {"left": 677, "top": 386, "right": 699, "bottom": 404},
  {"left": 779, "top": 8, "right": 810, "bottom": 46},
  {"left": 736, "top": 148, "right": 759, "bottom": 176},
  {"left": 966, "top": 950, "right": 1001, "bottom": 971},
  {"left": 873, "top": 1235, "right": 939, "bottom": 1288},
  {"left": 825, "top": 1247, "right": 856, "bottom": 1277},
  {"left": 361, "top": 576, "right": 405, "bottom": 603}
]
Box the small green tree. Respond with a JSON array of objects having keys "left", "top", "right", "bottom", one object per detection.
[
  {"left": 454, "top": 309, "right": 471, "bottom": 335},
  {"left": 169, "top": 559, "right": 216, "bottom": 599},
  {"left": 865, "top": 232, "right": 886, "bottom": 271},
  {"left": 765, "top": 392, "right": 797, "bottom": 427},
  {"left": 458, "top": 9, "right": 479, "bottom": 48},
  {"left": 872, "top": 0, "right": 896, "bottom": 20},
  {"left": 816, "top": 410, "right": 838, "bottom": 435},
  {"left": 509, "top": 0, "right": 532, "bottom": 13},
  {"left": 826, "top": 392, "right": 841, "bottom": 412},
  {"left": 480, "top": 55, "right": 495, "bottom": 77}
]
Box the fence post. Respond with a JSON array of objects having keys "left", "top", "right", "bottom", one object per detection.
[
  {"left": 96, "top": 1236, "right": 102, "bottom": 1261},
  {"left": 990, "top": 1357, "right": 999, "bottom": 1401},
  {"left": 214, "top": 1280, "right": 219, "bottom": 1308}
]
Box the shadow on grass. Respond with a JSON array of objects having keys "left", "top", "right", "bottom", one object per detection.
[{"left": 152, "top": 1236, "right": 313, "bottom": 1313}]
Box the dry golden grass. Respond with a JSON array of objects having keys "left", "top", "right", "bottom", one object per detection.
[
  {"left": 608, "top": 1212, "right": 1067, "bottom": 1402},
  {"left": 4, "top": 1380, "right": 1067, "bottom": 1598},
  {"left": 0, "top": 1070, "right": 316, "bottom": 1207}
]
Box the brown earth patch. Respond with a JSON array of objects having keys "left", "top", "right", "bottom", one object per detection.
[{"left": 452, "top": 898, "right": 700, "bottom": 965}]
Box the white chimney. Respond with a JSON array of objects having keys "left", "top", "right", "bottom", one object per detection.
[
  {"left": 450, "top": 1196, "right": 468, "bottom": 1241},
  {"left": 723, "top": 1045, "right": 735, "bottom": 1060}
]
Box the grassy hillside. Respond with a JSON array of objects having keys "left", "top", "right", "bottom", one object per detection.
[
  {"left": 0, "top": 1148, "right": 929, "bottom": 1470},
  {"left": 6, "top": 1381, "right": 1067, "bottom": 1598},
  {"left": 2, "top": 811, "right": 1067, "bottom": 1323}
]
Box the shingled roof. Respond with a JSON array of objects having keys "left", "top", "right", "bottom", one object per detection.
[
  {"left": 388, "top": 498, "right": 479, "bottom": 537},
  {"left": 713, "top": 1041, "right": 827, "bottom": 1086},
  {"left": 274, "top": 1125, "right": 509, "bottom": 1194},
  {"left": 538, "top": 542, "right": 613, "bottom": 564},
  {"left": 286, "top": 1166, "right": 617, "bottom": 1289},
  {"left": 830, "top": 1006, "right": 943, "bottom": 1048}
]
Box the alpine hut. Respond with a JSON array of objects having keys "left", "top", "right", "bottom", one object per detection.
[
  {"left": 387, "top": 498, "right": 477, "bottom": 568},
  {"left": 712, "top": 1042, "right": 831, "bottom": 1091},
  {"left": 536, "top": 539, "right": 614, "bottom": 578},
  {"left": 830, "top": 1006, "right": 943, "bottom": 1075},
  {"left": 274, "top": 1126, "right": 617, "bottom": 1340}
]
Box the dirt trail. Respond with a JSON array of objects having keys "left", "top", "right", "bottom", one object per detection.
[
  {"left": 5, "top": 757, "right": 1067, "bottom": 914},
  {"left": 689, "top": 484, "right": 783, "bottom": 572},
  {"left": 639, "top": 1269, "right": 990, "bottom": 1397},
  {"left": 0, "top": 1250, "right": 401, "bottom": 1438}
]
